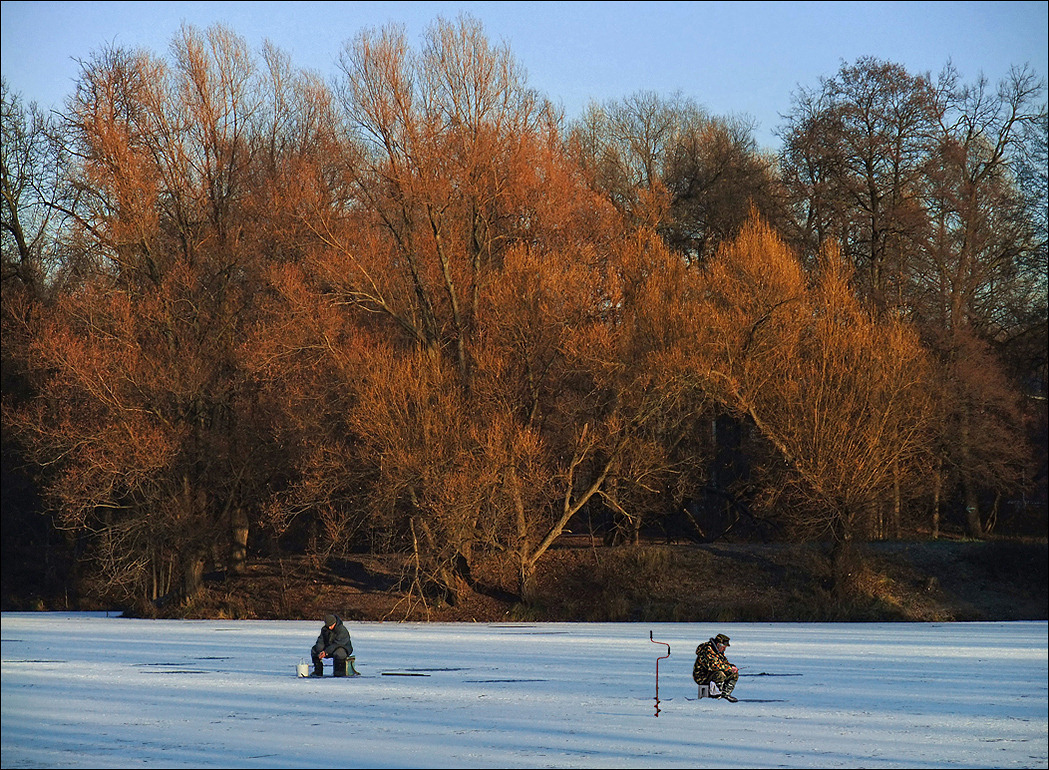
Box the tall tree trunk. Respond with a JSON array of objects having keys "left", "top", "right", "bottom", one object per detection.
[
  {"left": 893, "top": 461, "right": 902, "bottom": 539},
  {"left": 511, "top": 470, "right": 534, "bottom": 602},
  {"left": 931, "top": 460, "right": 942, "bottom": 540},
  {"left": 830, "top": 509, "right": 857, "bottom": 597},
  {"left": 181, "top": 550, "right": 205, "bottom": 601},
  {"left": 959, "top": 404, "right": 983, "bottom": 538},
  {"left": 517, "top": 437, "right": 614, "bottom": 598},
  {"left": 230, "top": 506, "right": 249, "bottom": 575},
  {"left": 962, "top": 482, "right": 983, "bottom": 538}
]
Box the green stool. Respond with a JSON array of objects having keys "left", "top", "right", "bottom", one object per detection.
[{"left": 334, "top": 655, "right": 361, "bottom": 677}]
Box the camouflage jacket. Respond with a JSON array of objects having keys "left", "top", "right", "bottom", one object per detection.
[{"left": 693, "top": 639, "right": 734, "bottom": 681}]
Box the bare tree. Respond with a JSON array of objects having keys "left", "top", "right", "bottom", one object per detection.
[
  {"left": 1, "top": 80, "right": 71, "bottom": 294},
  {"left": 567, "top": 91, "right": 704, "bottom": 229},
  {"left": 663, "top": 115, "right": 787, "bottom": 264},
  {"left": 917, "top": 63, "right": 1046, "bottom": 536},
  {"left": 779, "top": 57, "right": 940, "bottom": 310}
]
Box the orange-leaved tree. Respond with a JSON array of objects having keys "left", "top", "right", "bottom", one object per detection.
[
  {"left": 473, "top": 227, "right": 715, "bottom": 596},
  {"left": 5, "top": 25, "right": 315, "bottom": 608},
  {"left": 247, "top": 16, "right": 715, "bottom": 605},
  {"left": 697, "top": 216, "right": 936, "bottom": 588}
]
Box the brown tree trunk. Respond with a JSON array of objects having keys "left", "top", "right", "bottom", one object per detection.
[
  {"left": 230, "top": 506, "right": 249, "bottom": 575},
  {"left": 931, "top": 461, "right": 942, "bottom": 539},
  {"left": 893, "top": 461, "right": 902, "bottom": 539},
  {"left": 830, "top": 510, "right": 858, "bottom": 596},
  {"left": 959, "top": 405, "right": 984, "bottom": 539},
  {"left": 963, "top": 493, "right": 983, "bottom": 539},
  {"left": 518, "top": 440, "right": 614, "bottom": 598},
  {"left": 181, "top": 551, "right": 205, "bottom": 601}
]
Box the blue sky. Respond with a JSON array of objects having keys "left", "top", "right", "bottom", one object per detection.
[{"left": 2, "top": 1, "right": 1046, "bottom": 150}]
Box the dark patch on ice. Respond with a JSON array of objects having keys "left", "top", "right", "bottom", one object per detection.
[
  {"left": 6, "top": 658, "right": 65, "bottom": 663},
  {"left": 740, "top": 672, "right": 802, "bottom": 677},
  {"left": 496, "top": 630, "right": 569, "bottom": 635},
  {"left": 381, "top": 672, "right": 430, "bottom": 676},
  {"left": 135, "top": 662, "right": 188, "bottom": 667},
  {"left": 465, "top": 678, "right": 547, "bottom": 683}
]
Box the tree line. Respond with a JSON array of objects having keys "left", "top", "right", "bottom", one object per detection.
[{"left": 2, "top": 16, "right": 1045, "bottom": 612}]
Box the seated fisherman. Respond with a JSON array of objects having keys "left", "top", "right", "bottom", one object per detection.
[
  {"left": 692, "top": 632, "right": 739, "bottom": 702},
  {"left": 310, "top": 613, "right": 353, "bottom": 677}
]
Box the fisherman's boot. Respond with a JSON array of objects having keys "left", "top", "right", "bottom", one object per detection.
[
  {"left": 720, "top": 679, "right": 738, "bottom": 703},
  {"left": 333, "top": 655, "right": 348, "bottom": 677},
  {"left": 310, "top": 654, "right": 324, "bottom": 677}
]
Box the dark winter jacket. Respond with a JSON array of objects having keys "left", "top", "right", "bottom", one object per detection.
[
  {"left": 313, "top": 615, "right": 353, "bottom": 657},
  {"left": 693, "top": 638, "right": 734, "bottom": 683}
]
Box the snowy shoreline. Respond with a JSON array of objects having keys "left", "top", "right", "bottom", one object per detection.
[{"left": 3, "top": 614, "right": 1047, "bottom": 768}]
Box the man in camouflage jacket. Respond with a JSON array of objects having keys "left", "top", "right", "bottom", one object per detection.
[{"left": 692, "top": 633, "right": 739, "bottom": 701}]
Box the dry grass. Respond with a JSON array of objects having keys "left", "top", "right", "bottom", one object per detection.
[{"left": 170, "top": 539, "right": 1048, "bottom": 623}]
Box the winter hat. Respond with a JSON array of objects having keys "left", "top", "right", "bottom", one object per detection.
[
  {"left": 324, "top": 614, "right": 337, "bottom": 626},
  {"left": 714, "top": 633, "right": 730, "bottom": 646}
]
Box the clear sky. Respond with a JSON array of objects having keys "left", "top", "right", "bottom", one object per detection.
[{"left": 2, "top": 1, "right": 1047, "bottom": 150}]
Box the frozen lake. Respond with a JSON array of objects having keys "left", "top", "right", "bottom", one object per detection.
[{"left": 2, "top": 613, "right": 1046, "bottom": 768}]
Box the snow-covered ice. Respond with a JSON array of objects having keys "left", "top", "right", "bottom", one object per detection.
[{"left": 2, "top": 613, "right": 1046, "bottom": 768}]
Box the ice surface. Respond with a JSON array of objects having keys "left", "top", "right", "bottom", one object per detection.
[{"left": 2, "top": 614, "right": 1046, "bottom": 768}]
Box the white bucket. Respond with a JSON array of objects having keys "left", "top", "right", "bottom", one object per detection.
[{"left": 296, "top": 662, "right": 309, "bottom": 677}]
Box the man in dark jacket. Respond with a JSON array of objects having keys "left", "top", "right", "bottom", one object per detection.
[
  {"left": 311, "top": 614, "right": 353, "bottom": 677},
  {"left": 692, "top": 632, "right": 739, "bottom": 702}
]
